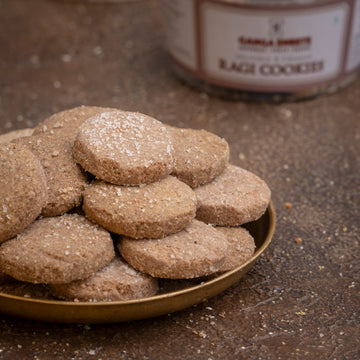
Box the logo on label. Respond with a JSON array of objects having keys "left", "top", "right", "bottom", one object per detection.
[
  {"left": 238, "top": 18, "right": 312, "bottom": 52},
  {"left": 268, "top": 18, "right": 284, "bottom": 38}
]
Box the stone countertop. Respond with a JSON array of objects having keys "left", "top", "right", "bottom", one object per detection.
[{"left": 0, "top": 0, "right": 359, "bottom": 359}]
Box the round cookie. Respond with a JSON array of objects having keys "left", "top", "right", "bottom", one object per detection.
[
  {"left": 0, "top": 143, "right": 48, "bottom": 243},
  {"left": 0, "top": 128, "right": 33, "bottom": 144},
  {"left": 33, "top": 105, "right": 117, "bottom": 142},
  {"left": 49, "top": 257, "right": 159, "bottom": 302},
  {"left": 14, "top": 134, "right": 88, "bottom": 217},
  {"left": 0, "top": 214, "right": 115, "bottom": 284},
  {"left": 118, "top": 219, "right": 228, "bottom": 279},
  {"left": 83, "top": 176, "right": 197, "bottom": 239},
  {"left": 73, "top": 111, "right": 174, "bottom": 185},
  {"left": 195, "top": 164, "right": 271, "bottom": 226},
  {"left": 215, "top": 226, "right": 256, "bottom": 272},
  {"left": 167, "top": 126, "right": 229, "bottom": 188}
]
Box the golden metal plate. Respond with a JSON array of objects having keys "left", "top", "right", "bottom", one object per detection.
[{"left": 0, "top": 202, "right": 275, "bottom": 324}]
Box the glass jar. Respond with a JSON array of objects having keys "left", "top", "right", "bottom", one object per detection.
[{"left": 162, "top": 0, "right": 360, "bottom": 101}]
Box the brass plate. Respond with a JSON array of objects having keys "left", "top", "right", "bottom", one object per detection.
[{"left": 0, "top": 202, "right": 275, "bottom": 324}]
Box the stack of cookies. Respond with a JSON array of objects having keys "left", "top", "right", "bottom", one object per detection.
[{"left": 0, "top": 106, "right": 271, "bottom": 302}]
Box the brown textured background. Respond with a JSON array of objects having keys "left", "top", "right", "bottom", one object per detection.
[{"left": 0, "top": 0, "right": 359, "bottom": 359}]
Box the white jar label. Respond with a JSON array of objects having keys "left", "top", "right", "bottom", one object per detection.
[
  {"left": 346, "top": 0, "right": 360, "bottom": 71},
  {"left": 163, "top": 0, "right": 197, "bottom": 71},
  {"left": 163, "top": 0, "right": 360, "bottom": 92}
]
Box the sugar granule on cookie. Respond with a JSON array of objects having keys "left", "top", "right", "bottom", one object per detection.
[
  {"left": 49, "top": 257, "right": 159, "bottom": 302},
  {"left": 195, "top": 164, "right": 271, "bottom": 226},
  {"left": 73, "top": 111, "right": 174, "bottom": 185},
  {"left": 118, "top": 219, "right": 228, "bottom": 279},
  {"left": 0, "top": 213, "right": 115, "bottom": 284},
  {"left": 83, "top": 176, "right": 197, "bottom": 239},
  {"left": 0, "top": 143, "right": 48, "bottom": 243},
  {"left": 167, "top": 126, "right": 229, "bottom": 188}
]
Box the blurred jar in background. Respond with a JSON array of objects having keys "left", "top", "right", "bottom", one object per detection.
[
  {"left": 64, "top": 0, "right": 139, "bottom": 3},
  {"left": 162, "top": 0, "right": 360, "bottom": 102}
]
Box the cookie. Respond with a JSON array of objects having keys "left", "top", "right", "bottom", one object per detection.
[
  {"left": 0, "top": 128, "right": 33, "bottom": 144},
  {"left": 83, "top": 176, "right": 197, "bottom": 239},
  {"left": 195, "top": 164, "right": 271, "bottom": 226},
  {"left": 0, "top": 143, "right": 48, "bottom": 243},
  {"left": 215, "top": 226, "right": 255, "bottom": 272},
  {"left": 73, "top": 111, "right": 174, "bottom": 185},
  {"left": 167, "top": 126, "right": 229, "bottom": 188},
  {"left": 33, "top": 105, "right": 116, "bottom": 142},
  {"left": 14, "top": 134, "right": 88, "bottom": 217},
  {"left": 0, "top": 214, "right": 115, "bottom": 284},
  {"left": 118, "top": 219, "right": 228, "bottom": 279},
  {"left": 49, "top": 257, "right": 159, "bottom": 302}
]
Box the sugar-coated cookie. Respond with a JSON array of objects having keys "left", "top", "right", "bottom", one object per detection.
[
  {"left": 215, "top": 226, "right": 255, "bottom": 272},
  {"left": 83, "top": 176, "right": 197, "bottom": 239},
  {"left": 0, "top": 143, "right": 48, "bottom": 243},
  {"left": 0, "top": 214, "right": 115, "bottom": 284},
  {"left": 14, "top": 134, "right": 88, "bottom": 217},
  {"left": 33, "top": 105, "right": 116, "bottom": 142},
  {"left": 0, "top": 128, "right": 33, "bottom": 144},
  {"left": 168, "top": 126, "right": 229, "bottom": 188},
  {"left": 73, "top": 111, "right": 174, "bottom": 185},
  {"left": 49, "top": 257, "right": 159, "bottom": 302},
  {"left": 118, "top": 219, "right": 228, "bottom": 279},
  {"left": 195, "top": 164, "right": 271, "bottom": 226}
]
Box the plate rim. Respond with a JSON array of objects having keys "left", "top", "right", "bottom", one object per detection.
[{"left": 0, "top": 202, "right": 275, "bottom": 322}]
